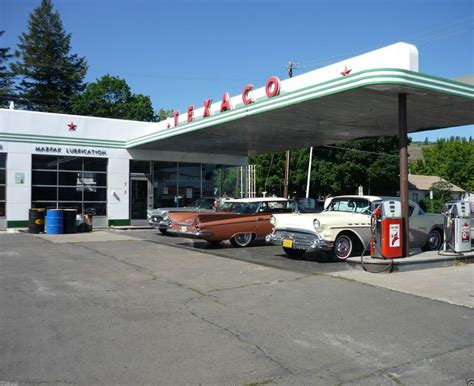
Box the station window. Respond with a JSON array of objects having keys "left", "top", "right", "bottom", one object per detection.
[
  {"left": 130, "top": 160, "right": 151, "bottom": 174},
  {"left": 131, "top": 160, "right": 241, "bottom": 215},
  {"left": 31, "top": 155, "right": 107, "bottom": 216},
  {"left": 178, "top": 162, "right": 201, "bottom": 206},
  {"left": 152, "top": 161, "right": 177, "bottom": 208},
  {"left": 0, "top": 153, "right": 6, "bottom": 217}
]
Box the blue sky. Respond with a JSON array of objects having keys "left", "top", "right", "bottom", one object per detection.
[{"left": 2, "top": 0, "right": 473, "bottom": 141}]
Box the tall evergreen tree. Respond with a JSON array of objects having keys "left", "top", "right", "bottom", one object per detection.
[
  {"left": 0, "top": 31, "right": 13, "bottom": 108},
  {"left": 11, "top": 0, "right": 87, "bottom": 113}
]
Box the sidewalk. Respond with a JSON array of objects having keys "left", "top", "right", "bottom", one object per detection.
[{"left": 327, "top": 263, "right": 474, "bottom": 308}]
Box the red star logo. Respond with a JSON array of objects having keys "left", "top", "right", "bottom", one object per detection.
[
  {"left": 67, "top": 122, "right": 77, "bottom": 131},
  {"left": 341, "top": 65, "right": 352, "bottom": 76}
]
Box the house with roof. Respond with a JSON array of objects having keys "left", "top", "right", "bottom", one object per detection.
[{"left": 408, "top": 174, "right": 465, "bottom": 204}]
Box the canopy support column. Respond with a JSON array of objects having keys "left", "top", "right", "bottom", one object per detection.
[{"left": 399, "top": 93, "right": 410, "bottom": 257}]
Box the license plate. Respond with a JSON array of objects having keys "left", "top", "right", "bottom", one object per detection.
[{"left": 282, "top": 239, "right": 293, "bottom": 248}]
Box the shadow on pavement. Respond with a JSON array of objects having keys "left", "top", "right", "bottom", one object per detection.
[{"left": 116, "top": 229, "right": 348, "bottom": 274}]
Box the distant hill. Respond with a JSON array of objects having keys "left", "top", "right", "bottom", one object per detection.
[{"left": 408, "top": 142, "right": 432, "bottom": 162}]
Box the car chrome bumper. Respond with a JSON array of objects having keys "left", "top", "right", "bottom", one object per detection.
[
  {"left": 150, "top": 215, "right": 163, "bottom": 227},
  {"left": 265, "top": 229, "right": 334, "bottom": 251},
  {"left": 154, "top": 220, "right": 169, "bottom": 230},
  {"left": 167, "top": 229, "right": 214, "bottom": 239}
]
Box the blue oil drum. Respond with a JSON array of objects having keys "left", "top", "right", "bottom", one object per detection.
[{"left": 46, "top": 209, "right": 64, "bottom": 234}]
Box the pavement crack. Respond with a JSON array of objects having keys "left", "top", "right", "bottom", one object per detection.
[
  {"left": 76, "top": 244, "right": 211, "bottom": 298},
  {"left": 207, "top": 274, "right": 312, "bottom": 293},
  {"left": 337, "top": 342, "right": 474, "bottom": 385},
  {"left": 184, "top": 296, "right": 295, "bottom": 376}
]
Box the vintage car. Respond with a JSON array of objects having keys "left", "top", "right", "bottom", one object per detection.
[
  {"left": 266, "top": 195, "right": 444, "bottom": 260},
  {"left": 147, "top": 197, "right": 216, "bottom": 233},
  {"left": 166, "top": 197, "right": 299, "bottom": 247}
]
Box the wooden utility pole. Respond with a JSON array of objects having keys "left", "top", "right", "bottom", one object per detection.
[
  {"left": 283, "top": 61, "right": 300, "bottom": 198},
  {"left": 399, "top": 93, "right": 410, "bottom": 257}
]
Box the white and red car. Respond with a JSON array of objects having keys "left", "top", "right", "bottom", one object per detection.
[{"left": 266, "top": 195, "right": 444, "bottom": 260}]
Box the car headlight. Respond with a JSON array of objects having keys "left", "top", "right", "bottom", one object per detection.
[
  {"left": 313, "top": 218, "right": 320, "bottom": 230},
  {"left": 270, "top": 216, "right": 276, "bottom": 226}
]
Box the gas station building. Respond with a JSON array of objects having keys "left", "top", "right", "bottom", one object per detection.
[{"left": 1, "top": 42, "right": 473, "bottom": 246}]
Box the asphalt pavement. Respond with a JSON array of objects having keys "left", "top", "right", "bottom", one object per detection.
[
  {"left": 0, "top": 230, "right": 473, "bottom": 385},
  {"left": 113, "top": 229, "right": 348, "bottom": 274}
]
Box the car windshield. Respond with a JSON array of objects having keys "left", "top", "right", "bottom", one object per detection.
[
  {"left": 257, "top": 201, "right": 295, "bottom": 213},
  {"left": 326, "top": 198, "right": 371, "bottom": 213},
  {"left": 219, "top": 202, "right": 259, "bottom": 213},
  {"left": 219, "top": 200, "right": 295, "bottom": 214},
  {"left": 190, "top": 198, "right": 214, "bottom": 210}
]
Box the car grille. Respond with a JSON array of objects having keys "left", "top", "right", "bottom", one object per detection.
[{"left": 274, "top": 229, "right": 318, "bottom": 249}]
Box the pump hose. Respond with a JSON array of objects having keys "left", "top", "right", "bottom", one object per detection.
[
  {"left": 360, "top": 216, "right": 394, "bottom": 273},
  {"left": 437, "top": 213, "right": 463, "bottom": 257}
]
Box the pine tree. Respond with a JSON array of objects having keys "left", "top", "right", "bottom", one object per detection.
[
  {"left": 0, "top": 31, "right": 13, "bottom": 108},
  {"left": 11, "top": 0, "right": 87, "bottom": 113}
]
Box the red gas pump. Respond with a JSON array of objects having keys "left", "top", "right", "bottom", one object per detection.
[{"left": 370, "top": 200, "right": 404, "bottom": 259}]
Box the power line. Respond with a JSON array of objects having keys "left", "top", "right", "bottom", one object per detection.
[
  {"left": 297, "top": 17, "right": 474, "bottom": 69},
  {"left": 319, "top": 144, "right": 474, "bottom": 166}
]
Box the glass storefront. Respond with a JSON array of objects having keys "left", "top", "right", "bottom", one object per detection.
[
  {"left": 153, "top": 162, "right": 177, "bottom": 208},
  {"left": 177, "top": 163, "right": 201, "bottom": 206},
  {"left": 0, "top": 153, "right": 5, "bottom": 217},
  {"left": 31, "top": 155, "right": 107, "bottom": 215},
  {"left": 130, "top": 160, "right": 241, "bottom": 216}
]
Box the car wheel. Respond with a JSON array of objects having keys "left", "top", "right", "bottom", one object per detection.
[
  {"left": 422, "top": 229, "right": 443, "bottom": 251},
  {"left": 334, "top": 234, "right": 354, "bottom": 261},
  {"left": 230, "top": 233, "right": 253, "bottom": 247},
  {"left": 159, "top": 228, "right": 167, "bottom": 235},
  {"left": 283, "top": 247, "right": 305, "bottom": 259}
]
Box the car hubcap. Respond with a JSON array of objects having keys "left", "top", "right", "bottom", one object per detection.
[
  {"left": 235, "top": 233, "right": 252, "bottom": 246},
  {"left": 335, "top": 236, "right": 351, "bottom": 259},
  {"left": 428, "top": 231, "right": 441, "bottom": 250}
]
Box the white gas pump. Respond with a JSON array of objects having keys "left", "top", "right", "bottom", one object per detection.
[{"left": 442, "top": 200, "right": 471, "bottom": 254}]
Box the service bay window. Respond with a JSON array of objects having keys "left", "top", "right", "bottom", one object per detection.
[{"left": 31, "top": 155, "right": 107, "bottom": 216}]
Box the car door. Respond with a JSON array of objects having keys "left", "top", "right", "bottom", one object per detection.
[
  {"left": 408, "top": 205, "right": 429, "bottom": 248},
  {"left": 256, "top": 202, "right": 273, "bottom": 238}
]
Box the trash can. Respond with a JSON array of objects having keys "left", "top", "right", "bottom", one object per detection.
[
  {"left": 83, "top": 213, "right": 93, "bottom": 232},
  {"left": 46, "top": 209, "right": 64, "bottom": 234},
  {"left": 28, "top": 208, "right": 45, "bottom": 234},
  {"left": 63, "top": 209, "right": 77, "bottom": 234}
]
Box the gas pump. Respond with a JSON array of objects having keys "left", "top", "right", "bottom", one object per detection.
[
  {"left": 442, "top": 200, "right": 471, "bottom": 254},
  {"left": 370, "top": 200, "right": 404, "bottom": 259}
]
